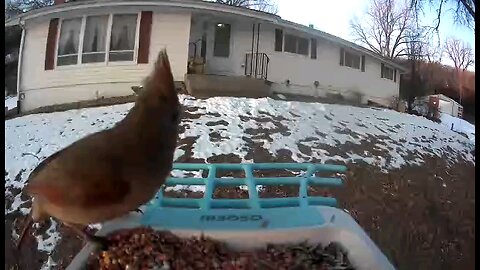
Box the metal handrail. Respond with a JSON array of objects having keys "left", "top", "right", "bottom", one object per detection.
[{"left": 245, "top": 52, "right": 270, "bottom": 80}]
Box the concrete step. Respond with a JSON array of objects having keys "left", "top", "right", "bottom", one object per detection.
[{"left": 184, "top": 74, "right": 271, "bottom": 98}]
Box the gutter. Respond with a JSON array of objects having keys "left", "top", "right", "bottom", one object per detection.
[
  {"left": 5, "top": 0, "right": 406, "bottom": 73},
  {"left": 5, "top": 0, "right": 279, "bottom": 27}
]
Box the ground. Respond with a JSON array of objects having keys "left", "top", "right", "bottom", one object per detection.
[{"left": 5, "top": 95, "right": 475, "bottom": 270}]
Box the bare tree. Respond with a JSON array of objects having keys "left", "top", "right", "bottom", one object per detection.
[
  {"left": 212, "top": 0, "right": 278, "bottom": 14},
  {"left": 400, "top": 26, "right": 429, "bottom": 111},
  {"left": 444, "top": 37, "right": 475, "bottom": 71},
  {"left": 443, "top": 37, "right": 474, "bottom": 103},
  {"left": 423, "top": 40, "right": 443, "bottom": 63},
  {"left": 349, "top": 0, "right": 415, "bottom": 59},
  {"left": 410, "top": 0, "right": 475, "bottom": 31}
]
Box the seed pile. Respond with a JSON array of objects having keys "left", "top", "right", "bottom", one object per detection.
[{"left": 86, "top": 227, "right": 355, "bottom": 270}]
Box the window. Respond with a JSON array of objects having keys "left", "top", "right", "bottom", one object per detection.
[
  {"left": 110, "top": 14, "right": 137, "bottom": 61},
  {"left": 361, "top": 55, "right": 365, "bottom": 72},
  {"left": 297, "top": 37, "right": 309, "bottom": 56},
  {"left": 57, "top": 18, "right": 82, "bottom": 66},
  {"left": 283, "top": 33, "right": 310, "bottom": 56},
  {"left": 82, "top": 15, "right": 108, "bottom": 63},
  {"left": 310, "top": 38, "right": 317, "bottom": 59},
  {"left": 381, "top": 64, "right": 394, "bottom": 80},
  {"left": 56, "top": 13, "right": 138, "bottom": 66},
  {"left": 274, "top": 29, "right": 283, "bottom": 52},
  {"left": 214, "top": 23, "right": 231, "bottom": 57},
  {"left": 340, "top": 48, "right": 361, "bottom": 70},
  {"left": 284, "top": 34, "right": 297, "bottom": 53},
  {"left": 344, "top": 51, "right": 360, "bottom": 69}
]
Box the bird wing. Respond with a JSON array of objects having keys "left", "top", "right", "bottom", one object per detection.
[
  {"left": 27, "top": 148, "right": 67, "bottom": 182},
  {"left": 26, "top": 143, "right": 131, "bottom": 209}
]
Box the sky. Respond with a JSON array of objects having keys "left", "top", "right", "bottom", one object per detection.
[{"left": 276, "top": 0, "right": 475, "bottom": 71}]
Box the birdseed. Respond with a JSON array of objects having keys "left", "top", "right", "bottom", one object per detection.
[{"left": 86, "top": 227, "right": 355, "bottom": 270}]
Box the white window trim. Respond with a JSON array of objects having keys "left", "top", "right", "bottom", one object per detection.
[
  {"left": 382, "top": 64, "right": 395, "bottom": 80},
  {"left": 342, "top": 49, "right": 362, "bottom": 70},
  {"left": 54, "top": 12, "right": 141, "bottom": 70}
]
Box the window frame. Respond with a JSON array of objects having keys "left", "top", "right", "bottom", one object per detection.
[
  {"left": 54, "top": 12, "right": 141, "bottom": 69},
  {"left": 280, "top": 31, "right": 311, "bottom": 58},
  {"left": 274, "top": 28, "right": 283, "bottom": 52},
  {"left": 283, "top": 33, "right": 298, "bottom": 54},
  {"left": 213, "top": 23, "right": 232, "bottom": 58},
  {"left": 297, "top": 36, "right": 309, "bottom": 56},
  {"left": 310, "top": 38, "right": 317, "bottom": 59},
  {"left": 381, "top": 63, "right": 395, "bottom": 80},
  {"left": 342, "top": 50, "right": 361, "bottom": 70}
]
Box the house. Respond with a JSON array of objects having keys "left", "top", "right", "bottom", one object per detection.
[
  {"left": 414, "top": 94, "right": 464, "bottom": 118},
  {"left": 5, "top": 0, "right": 408, "bottom": 113}
]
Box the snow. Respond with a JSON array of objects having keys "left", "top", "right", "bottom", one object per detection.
[
  {"left": 35, "top": 219, "right": 61, "bottom": 253},
  {"left": 40, "top": 256, "right": 57, "bottom": 270},
  {"left": 439, "top": 113, "right": 475, "bottom": 142},
  {"left": 5, "top": 95, "right": 18, "bottom": 110},
  {"left": 5, "top": 95, "right": 475, "bottom": 265}
]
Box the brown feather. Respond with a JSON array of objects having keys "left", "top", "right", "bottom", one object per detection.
[{"left": 17, "top": 49, "right": 180, "bottom": 248}]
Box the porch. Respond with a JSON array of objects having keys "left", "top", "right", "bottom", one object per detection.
[{"left": 184, "top": 12, "right": 272, "bottom": 97}]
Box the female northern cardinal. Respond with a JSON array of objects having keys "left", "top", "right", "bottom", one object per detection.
[{"left": 16, "top": 49, "right": 181, "bottom": 249}]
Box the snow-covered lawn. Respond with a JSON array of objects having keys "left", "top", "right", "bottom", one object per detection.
[
  {"left": 5, "top": 95, "right": 475, "bottom": 268},
  {"left": 440, "top": 112, "right": 475, "bottom": 142}
]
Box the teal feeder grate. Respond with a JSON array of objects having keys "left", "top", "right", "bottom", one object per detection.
[{"left": 141, "top": 163, "right": 347, "bottom": 230}]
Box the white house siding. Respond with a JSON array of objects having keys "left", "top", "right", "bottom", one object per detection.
[
  {"left": 19, "top": 9, "right": 191, "bottom": 112},
  {"left": 189, "top": 15, "right": 259, "bottom": 77},
  {"left": 188, "top": 17, "right": 399, "bottom": 105},
  {"left": 258, "top": 23, "right": 399, "bottom": 104}
]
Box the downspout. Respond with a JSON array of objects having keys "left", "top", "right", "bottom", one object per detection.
[
  {"left": 255, "top": 23, "right": 260, "bottom": 78},
  {"left": 250, "top": 23, "right": 255, "bottom": 76},
  {"left": 16, "top": 21, "right": 26, "bottom": 114}
]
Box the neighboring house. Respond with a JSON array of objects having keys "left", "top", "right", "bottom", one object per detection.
[
  {"left": 415, "top": 94, "right": 463, "bottom": 118},
  {"left": 5, "top": 0, "right": 408, "bottom": 113}
]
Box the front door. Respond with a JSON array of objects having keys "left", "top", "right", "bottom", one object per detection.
[{"left": 206, "top": 22, "right": 235, "bottom": 76}]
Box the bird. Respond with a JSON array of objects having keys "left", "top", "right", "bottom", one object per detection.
[{"left": 16, "top": 49, "right": 181, "bottom": 249}]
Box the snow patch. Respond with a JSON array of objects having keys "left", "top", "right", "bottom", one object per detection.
[
  {"left": 5, "top": 95, "right": 18, "bottom": 110},
  {"left": 40, "top": 256, "right": 57, "bottom": 270},
  {"left": 439, "top": 113, "right": 475, "bottom": 142},
  {"left": 4, "top": 94, "right": 475, "bottom": 262},
  {"left": 36, "top": 219, "right": 61, "bottom": 253}
]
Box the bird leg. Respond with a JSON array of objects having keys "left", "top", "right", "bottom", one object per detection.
[{"left": 65, "top": 223, "right": 110, "bottom": 250}]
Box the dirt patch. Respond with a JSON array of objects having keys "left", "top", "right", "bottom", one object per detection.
[
  {"left": 167, "top": 136, "right": 475, "bottom": 270},
  {"left": 213, "top": 187, "right": 249, "bottom": 199},
  {"left": 205, "top": 120, "right": 229, "bottom": 126},
  {"left": 5, "top": 99, "right": 475, "bottom": 270}
]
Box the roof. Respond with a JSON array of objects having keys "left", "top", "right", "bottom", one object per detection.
[
  {"left": 5, "top": 0, "right": 407, "bottom": 72},
  {"left": 433, "top": 94, "right": 461, "bottom": 105}
]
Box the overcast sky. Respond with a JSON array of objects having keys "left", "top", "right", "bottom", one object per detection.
[{"left": 276, "top": 0, "right": 475, "bottom": 71}]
